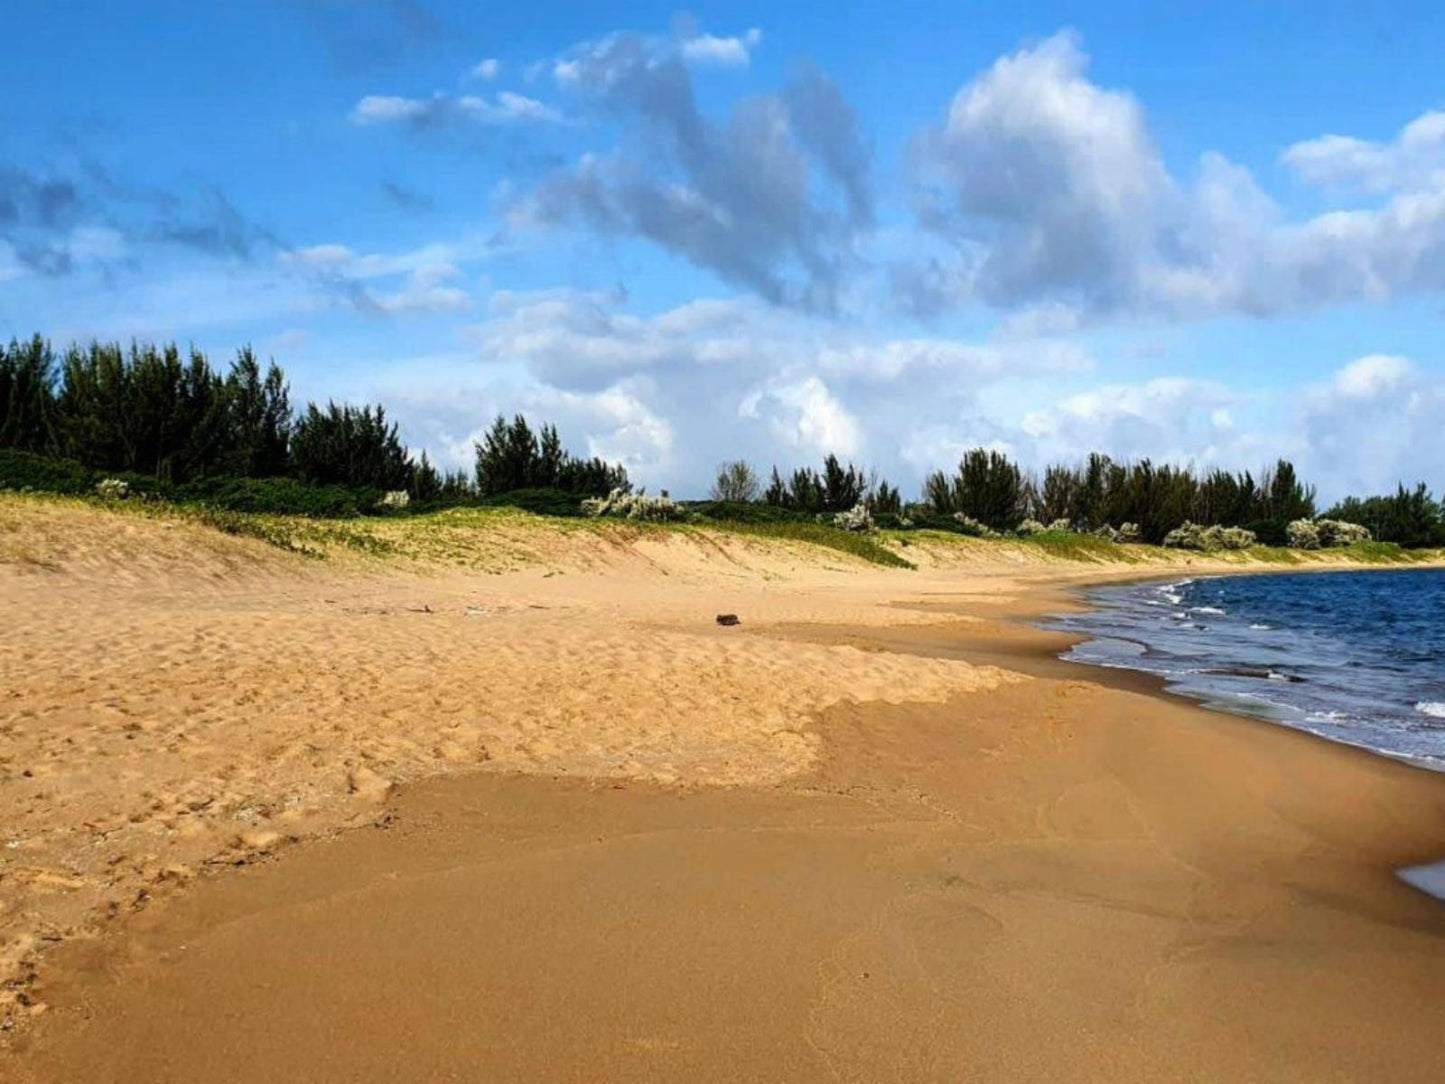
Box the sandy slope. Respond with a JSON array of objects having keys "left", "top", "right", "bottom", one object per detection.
[
  {"left": 3, "top": 495, "right": 1443, "bottom": 1082},
  {"left": 2, "top": 496, "right": 1046, "bottom": 1017}
]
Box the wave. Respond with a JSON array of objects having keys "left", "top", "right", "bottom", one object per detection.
[
  {"left": 1418, "top": 702, "right": 1445, "bottom": 719},
  {"left": 1191, "top": 606, "right": 1226, "bottom": 616}
]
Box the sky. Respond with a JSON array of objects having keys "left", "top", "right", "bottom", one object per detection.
[{"left": 3, "top": 1, "right": 1443, "bottom": 501}]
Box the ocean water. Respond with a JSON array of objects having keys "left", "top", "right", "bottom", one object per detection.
[{"left": 1049, "top": 568, "right": 1445, "bottom": 771}]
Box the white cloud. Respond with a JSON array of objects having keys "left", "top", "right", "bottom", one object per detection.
[
  {"left": 471, "top": 58, "right": 501, "bottom": 81},
  {"left": 1331, "top": 354, "right": 1414, "bottom": 400},
  {"left": 1283, "top": 111, "right": 1445, "bottom": 194},
  {"left": 740, "top": 376, "right": 860, "bottom": 458},
  {"left": 370, "top": 263, "right": 472, "bottom": 314},
  {"left": 284, "top": 243, "right": 356, "bottom": 267},
  {"left": 904, "top": 32, "right": 1445, "bottom": 321},
  {"left": 1301, "top": 354, "right": 1442, "bottom": 501},
  {"left": 350, "top": 91, "right": 561, "bottom": 127},
  {"left": 1020, "top": 378, "right": 1249, "bottom": 467},
  {"left": 679, "top": 28, "right": 762, "bottom": 67}
]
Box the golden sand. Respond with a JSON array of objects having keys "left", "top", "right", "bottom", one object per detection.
[{"left": 3, "top": 495, "right": 1444, "bottom": 1081}]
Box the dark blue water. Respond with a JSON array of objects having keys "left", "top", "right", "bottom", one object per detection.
[{"left": 1050, "top": 568, "right": 1445, "bottom": 771}]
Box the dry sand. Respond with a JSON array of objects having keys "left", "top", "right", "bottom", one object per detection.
[{"left": 2, "top": 495, "right": 1444, "bottom": 1081}]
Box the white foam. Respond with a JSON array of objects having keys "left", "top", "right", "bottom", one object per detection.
[
  {"left": 1249, "top": 623, "right": 1272, "bottom": 631},
  {"left": 1416, "top": 701, "right": 1445, "bottom": 719},
  {"left": 1399, "top": 860, "right": 1445, "bottom": 903},
  {"left": 1192, "top": 606, "right": 1226, "bottom": 616}
]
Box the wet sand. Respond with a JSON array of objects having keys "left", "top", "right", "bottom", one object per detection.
[{"left": 4, "top": 498, "right": 1445, "bottom": 1080}]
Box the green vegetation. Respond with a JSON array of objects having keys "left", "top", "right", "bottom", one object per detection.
[
  {"left": 722, "top": 519, "right": 914, "bottom": 569},
  {"left": 1014, "top": 529, "right": 1138, "bottom": 562},
  {"left": 3, "top": 332, "right": 1441, "bottom": 561}
]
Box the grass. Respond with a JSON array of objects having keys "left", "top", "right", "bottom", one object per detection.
[
  {"left": 1013, "top": 529, "right": 1139, "bottom": 563},
  {"left": 6, "top": 487, "right": 1441, "bottom": 575},
  {"left": 711, "top": 519, "right": 915, "bottom": 569}
]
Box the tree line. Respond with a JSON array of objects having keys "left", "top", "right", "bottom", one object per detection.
[
  {"left": 712, "top": 447, "right": 1441, "bottom": 547},
  {"left": 3, "top": 333, "right": 1440, "bottom": 545},
  {"left": 0, "top": 335, "right": 626, "bottom": 500}
]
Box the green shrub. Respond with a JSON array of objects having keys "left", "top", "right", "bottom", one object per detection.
[
  {"left": 686, "top": 501, "right": 808, "bottom": 524},
  {"left": 173, "top": 476, "right": 373, "bottom": 517},
  {"left": 477, "top": 488, "right": 590, "bottom": 517}
]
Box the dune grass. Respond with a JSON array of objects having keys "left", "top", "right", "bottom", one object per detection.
[
  {"left": 720, "top": 519, "right": 916, "bottom": 569},
  {"left": 1014, "top": 530, "right": 1140, "bottom": 563}
]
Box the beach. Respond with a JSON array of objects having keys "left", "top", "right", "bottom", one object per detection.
[{"left": 4, "top": 496, "right": 1445, "bottom": 1081}]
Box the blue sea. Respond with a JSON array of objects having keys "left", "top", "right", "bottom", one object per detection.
[{"left": 1049, "top": 568, "right": 1445, "bottom": 772}]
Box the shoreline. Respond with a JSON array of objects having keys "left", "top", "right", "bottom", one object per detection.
[{"left": 1040, "top": 567, "right": 1445, "bottom": 778}]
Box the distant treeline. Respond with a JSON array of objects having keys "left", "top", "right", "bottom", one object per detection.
[
  {"left": 0, "top": 335, "right": 626, "bottom": 505},
  {"left": 742, "top": 448, "right": 1441, "bottom": 547},
  {"left": 2, "top": 333, "right": 1441, "bottom": 546}
]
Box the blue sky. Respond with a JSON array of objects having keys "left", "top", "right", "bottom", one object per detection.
[{"left": 3, "top": 1, "right": 1443, "bottom": 500}]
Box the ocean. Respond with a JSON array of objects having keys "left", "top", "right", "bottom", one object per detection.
[{"left": 1049, "top": 567, "right": 1445, "bottom": 772}]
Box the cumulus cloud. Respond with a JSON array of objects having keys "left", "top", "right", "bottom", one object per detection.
[
  {"left": 514, "top": 31, "right": 872, "bottom": 311},
  {"left": 902, "top": 32, "right": 1445, "bottom": 321},
  {"left": 1020, "top": 377, "right": 1249, "bottom": 467},
  {"left": 1300, "top": 355, "right": 1444, "bottom": 500},
  {"left": 739, "top": 375, "right": 860, "bottom": 457},
  {"left": 351, "top": 91, "right": 562, "bottom": 128},
  {"left": 470, "top": 58, "right": 501, "bottom": 81},
  {"left": 1283, "top": 111, "right": 1445, "bottom": 194},
  {"left": 454, "top": 286, "right": 1098, "bottom": 489}
]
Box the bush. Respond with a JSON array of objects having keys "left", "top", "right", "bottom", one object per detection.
[
  {"left": 1287, "top": 519, "right": 1321, "bottom": 549},
  {"left": 477, "top": 487, "right": 590, "bottom": 518},
  {"left": 378, "top": 490, "right": 411, "bottom": 510},
  {"left": 1164, "top": 521, "right": 1256, "bottom": 551},
  {"left": 1015, "top": 518, "right": 1048, "bottom": 536},
  {"left": 832, "top": 503, "right": 874, "bottom": 532},
  {"left": 582, "top": 487, "right": 685, "bottom": 522},
  {"left": 951, "top": 512, "right": 998, "bottom": 538},
  {"left": 174, "top": 476, "right": 372, "bottom": 517},
  {"left": 1093, "top": 524, "right": 1120, "bottom": 542},
  {"left": 1317, "top": 518, "right": 1372, "bottom": 547},
  {"left": 1116, "top": 522, "right": 1141, "bottom": 543},
  {"left": 95, "top": 478, "right": 130, "bottom": 500},
  {"left": 687, "top": 501, "right": 807, "bottom": 525}
]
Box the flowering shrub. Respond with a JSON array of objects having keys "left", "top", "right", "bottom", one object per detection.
[
  {"left": 1290, "top": 518, "right": 1372, "bottom": 548},
  {"left": 1164, "top": 521, "right": 1257, "bottom": 551},
  {"left": 951, "top": 512, "right": 998, "bottom": 538},
  {"left": 1116, "top": 522, "right": 1141, "bottom": 543},
  {"left": 1317, "top": 519, "right": 1372, "bottom": 546},
  {"left": 1048, "top": 518, "right": 1072, "bottom": 533},
  {"left": 1093, "top": 524, "right": 1120, "bottom": 542},
  {"left": 1287, "top": 519, "right": 1321, "bottom": 549},
  {"left": 378, "top": 490, "right": 411, "bottom": 510},
  {"left": 832, "top": 503, "right": 874, "bottom": 532},
  {"left": 581, "top": 487, "right": 684, "bottom": 522},
  {"left": 1015, "top": 518, "right": 1048, "bottom": 536},
  {"left": 95, "top": 478, "right": 130, "bottom": 500}
]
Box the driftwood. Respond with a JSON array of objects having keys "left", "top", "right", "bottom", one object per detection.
[{"left": 715, "top": 614, "right": 740, "bottom": 627}]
